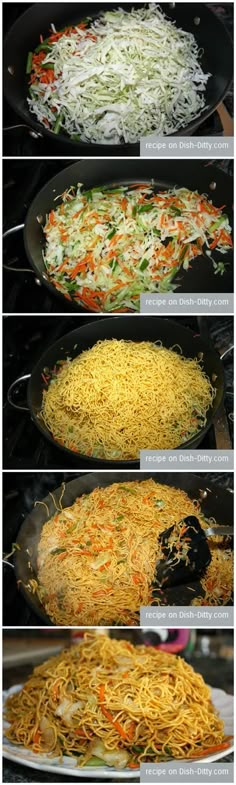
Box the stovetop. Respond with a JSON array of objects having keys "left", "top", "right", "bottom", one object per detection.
[
  {"left": 3, "top": 470, "right": 233, "bottom": 627},
  {"left": 3, "top": 315, "right": 233, "bottom": 469},
  {"left": 3, "top": 4, "right": 233, "bottom": 157},
  {"left": 3, "top": 158, "right": 234, "bottom": 314},
  {"left": 3, "top": 159, "right": 84, "bottom": 314}
]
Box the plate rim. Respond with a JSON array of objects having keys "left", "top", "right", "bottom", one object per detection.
[{"left": 3, "top": 684, "right": 234, "bottom": 777}]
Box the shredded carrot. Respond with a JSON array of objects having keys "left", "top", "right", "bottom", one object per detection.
[
  {"left": 92, "top": 588, "right": 113, "bottom": 597},
  {"left": 74, "top": 728, "right": 87, "bottom": 737},
  {"left": 100, "top": 706, "right": 129, "bottom": 740},
  {"left": 33, "top": 730, "right": 41, "bottom": 745},
  {"left": 40, "top": 69, "right": 55, "bottom": 84},
  {"left": 127, "top": 720, "right": 136, "bottom": 740},
  {"left": 132, "top": 573, "right": 143, "bottom": 585},
  {"left": 49, "top": 211, "right": 56, "bottom": 226},
  {"left": 209, "top": 234, "right": 222, "bottom": 250},
  {"left": 191, "top": 741, "right": 231, "bottom": 757},
  {"left": 75, "top": 292, "right": 101, "bottom": 311},
  {"left": 57, "top": 257, "right": 69, "bottom": 272}
]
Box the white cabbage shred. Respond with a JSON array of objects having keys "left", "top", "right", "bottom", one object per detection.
[{"left": 28, "top": 4, "right": 211, "bottom": 143}]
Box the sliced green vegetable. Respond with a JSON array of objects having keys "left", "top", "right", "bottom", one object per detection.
[
  {"left": 53, "top": 111, "right": 64, "bottom": 135},
  {"left": 66, "top": 524, "right": 77, "bottom": 534},
  {"left": 138, "top": 203, "right": 155, "bottom": 213},
  {"left": 26, "top": 51, "right": 33, "bottom": 74},
  {"left": 51, "top": 547, "right": 67, "bottom": 555},
  {"left": 109, "top": 259, "right": 118, "bottom": 271},
  {"left": 119, "top": 485, "right": 137, "bottom": 494},
  {"left": 140, "top": 258, "right": 149, "bottom": 271},
  {"left": 209, "top": 215, "right": 227, "bottom": 232},
  {"left": 35, "top": 41, "right": 51, "bottom": 54},
  {"left": 169, "top": 205, "right": 181, "bottom": 216},
  {"left": 213, "top": 261, "right": 226, "bottom": 275},
  {"left": 85, "top": 756, "right": 106, "bottom": 767},
  {"left": 179, "top": 244, "right": 189, "bottom": 263},
  {"left": 107, "top": 228, "right": 116, "bottom": 239},
  {"left": 104, "top": 188, "right": 127, "bottom": 193}
]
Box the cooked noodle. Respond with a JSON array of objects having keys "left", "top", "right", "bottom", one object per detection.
[
  {"left": 41, "top": 339, "right": 215, "bottom": 459},
  {"left": 32, "top": 480, "right": 233, "bottom": 626},
  {"left": 4, "top": 633, "right": 227, "bottom": 767}
]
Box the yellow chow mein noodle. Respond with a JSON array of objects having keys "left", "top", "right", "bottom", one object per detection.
[
  {"left": 41, "top": 339, "right": 215, "bottom": 459},
  {"left": 31, "top": 479, "right": 232, "bottom": 626},
  {"left": 5, "top": 633, "right": 228, "bottom": 768}
]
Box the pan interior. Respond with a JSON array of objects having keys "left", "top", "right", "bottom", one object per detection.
[
  {"left": 29, "top": 177, "right": 180, "bottom": 276},
  {"left": 4, "top": 3, "right": 233, "bottom": 144},
  {"left": 14, "top": 473, "right": 233, "bottom": 624},
  {"left": 25, "top": 172, "right": 233, "bottom": 298},
  {"left": 28, "top": 317, "right": 225, "bottom": 463}
]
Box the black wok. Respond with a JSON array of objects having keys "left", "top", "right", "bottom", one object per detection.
[
  {"left": 3, "top": 160, "right": 234, "bottom": 312},
  {"left": 3, "top": 3, "right": 233, "bottom": 155},
  {"left": 7, "top": 316, "right": 231, "bottom": 468},
  {"left": 5, "top": 472, "right": 233, "bottom": 624}
]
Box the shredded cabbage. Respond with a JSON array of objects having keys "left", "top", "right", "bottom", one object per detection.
[
  {"left": 43, "top": 184, "right": 232, "bottom": 312},
  {"left": 28, "top": 4, "right": 211, "bottom": 143}
]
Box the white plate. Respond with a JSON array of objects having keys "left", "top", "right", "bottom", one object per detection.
[{"left": 3, "top": 684, "right": 234, "bottom": 778}]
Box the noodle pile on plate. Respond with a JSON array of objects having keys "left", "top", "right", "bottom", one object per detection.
[
  {"left": 41, "top": 339, "right": 215, "bottom": 459},
  {"left": 29, "top": 479, "right": 232, "bottom": 626},
  {"left": 4, "top": 632, "right": 228, "bottom": 768}
]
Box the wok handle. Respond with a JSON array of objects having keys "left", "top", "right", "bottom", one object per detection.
[
  {"left": 216, "top": 102, "right": 234, "bottom": 137},
  {"left": 3, "top": 124, "right": 43, "bottom": 139},
  {"left": 3, "top": 223, "right": 35, "bottom": 274},
  {"left": 220, "top": 345, "right": 234, "bottom": 361},
  {"left": 7, "top": 373, "right": 31, "bottom": 412},
  {"left": 3, "top": 223, "right": 25, "bottom": 239},
  {"left": 2, "top": 559, "right": 15, "bottom": 570}
]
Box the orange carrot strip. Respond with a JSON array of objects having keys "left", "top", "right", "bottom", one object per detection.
[
  {"left": 100, "top": 706, "right": 128, "bottom": 740},
  {"left": 92, "top": 588, "right": 113, "bottom": 597},
  {"left": 49, "top": 210, "right": 56, "bottom": 226},
  {"left": 191, "top": 741, "right": 231, "bottom": 757},
  {"left": 33, "top": 730, "right": 41, "bottom": 744},
  {"left": 127, "top": 720, "right": 136, "bottom": 740}
]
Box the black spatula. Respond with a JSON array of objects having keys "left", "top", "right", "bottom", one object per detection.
[{"left": 154, "top": 515, "right": 232, "bottom": 588}]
